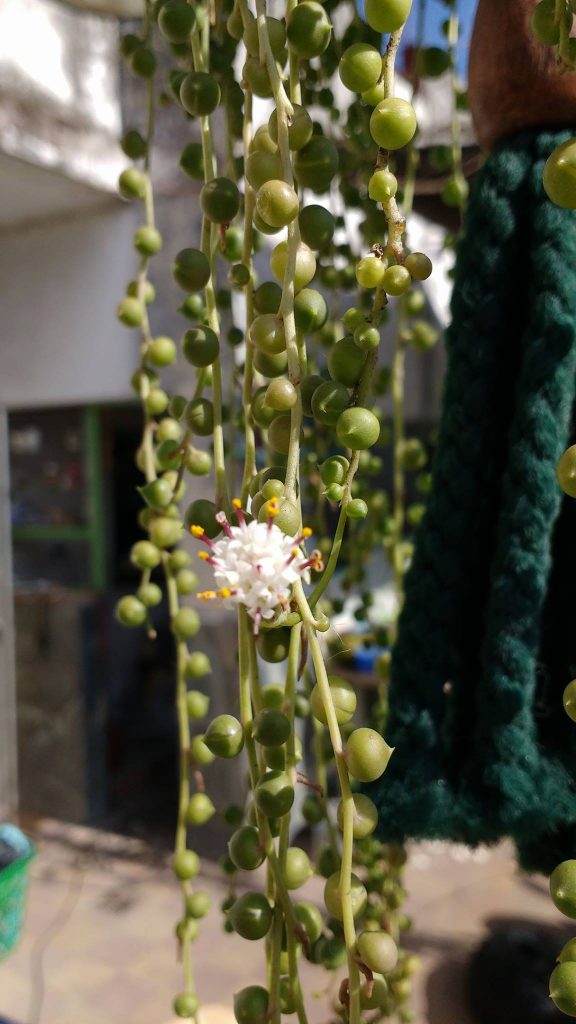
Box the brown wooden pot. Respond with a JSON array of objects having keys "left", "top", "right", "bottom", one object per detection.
[{"left": 468, "top": 0, "right": 576, "bottom": 151}]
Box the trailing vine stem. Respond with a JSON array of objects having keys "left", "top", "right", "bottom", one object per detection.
[
  {"left": 190, "top": 25, "right": 229, "bottom": 511},
  {"left": 129, "top": 7, "right": 201, "bottom": 1001},
  {"left": 237, "top": 608, "right": 310, "bottom": 1024},
  {"left": 136, "top": 13, "right": 159, "bottom": 487},
  {"left": 389, "top": 146, "right": 419, "bottom": 631},
  {"left": 166, "top": 559, "right": 198, "bottom": 1002},
  {"left": 255, "top": 0, "right": 302, "bottom": 504},
  {"left": 278, "top": 623, "right": 308, "bottom": 1024},
  {"left": 295, "top": 586, "right": 361, "bottom": 1024},
  {"left": 240, "top": 87, "right": 257, "bottom": 505}
]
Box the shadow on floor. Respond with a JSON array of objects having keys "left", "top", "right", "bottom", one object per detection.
[{"left": 425, "top": 916, "right": 574, "bottom": 1024}]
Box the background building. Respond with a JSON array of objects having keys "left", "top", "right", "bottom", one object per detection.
[{"left": 0, "top": 0, "right": 475, "bottom": 848}]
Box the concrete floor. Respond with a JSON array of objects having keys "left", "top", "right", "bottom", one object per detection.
[{"left": 0, "top": 820, "right": 569, "bottom": 1024}]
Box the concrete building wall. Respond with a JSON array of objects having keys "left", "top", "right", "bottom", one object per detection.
[
  {"left": 0, "top": 203, "right": 140, "bottom": 410},
  {"left": 0, "top": 413, "right": 17, "bottom": 819},
  {"left": 0, "top": 0, "right": 123, "bottom": 194}
]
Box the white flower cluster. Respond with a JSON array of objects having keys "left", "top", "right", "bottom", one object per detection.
[{"left": 192, "top": 502, "right": 321, "bottom": 630}]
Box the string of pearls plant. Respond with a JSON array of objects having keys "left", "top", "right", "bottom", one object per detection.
[
  {"left": 532, "top": 0, "right": 576, "bottom": 211},
  {"left": 113, "top": 0, "right": 460, "bottom": 1019},
  {"left": 531, "top": 0, "right": 576, "bottom": 69},
  {"left": 548, "top": 450, "right": 576, "bottom": 1018}
]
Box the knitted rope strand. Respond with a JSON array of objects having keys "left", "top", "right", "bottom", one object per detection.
[
  {"left": 471, "top": 130, "right": 576, "bottom": 866},
  {"left": 369, "top": 130, "right": 576, "bottom": 863}
]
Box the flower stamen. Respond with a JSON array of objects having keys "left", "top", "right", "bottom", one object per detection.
[
  {"left": 190, "top": 525, "right": 215, "bottom": 549},
  {"left": 300, "top": 550, "right": 325, "bottom": 573},
  {"left": 285, "top": 547, "right": 300, "bottom": 568},
  {"left": 232, "top": 499, "right": 246, "bottom": 527},
  {"left": 215, "top": 510, "right": 234, "bottom": 539},
  {"left": 266, "top": 498, "right": 280, "bottom": 531}
]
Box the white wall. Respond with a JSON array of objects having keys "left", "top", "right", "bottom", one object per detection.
[
  {"left": 0, "top": 203, "right": 141, "bottom": 409},
  {"left": 0, "top": 0, "right": 123, "bottom": 194},
  {"left": 0, "top": 411, "right": 17, "bottom": 818}
]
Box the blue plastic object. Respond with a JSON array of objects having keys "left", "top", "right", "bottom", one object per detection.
[
  {"left": 352, "top": 645, "right": 388, "bottom": 674},
  {"left": 0, "top": 824, "right": 35, "bottom": 961}
]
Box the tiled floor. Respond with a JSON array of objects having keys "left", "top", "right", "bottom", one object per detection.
[{"left": 0, "top": 820, "right": 569, "bottom": 1024}]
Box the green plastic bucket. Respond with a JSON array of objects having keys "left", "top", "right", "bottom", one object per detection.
[{"left": 0, "top": 825, "right": 35, "bottom": 961}]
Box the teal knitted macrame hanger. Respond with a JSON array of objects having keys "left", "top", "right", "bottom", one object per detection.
[{"left": 368, "top": 126, "right": 576, "bottom": 874}]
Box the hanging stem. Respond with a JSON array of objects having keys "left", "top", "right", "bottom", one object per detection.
[
  {"left": 165, "top": 558, "right": 197, "bottom": 1003},
  {"left": 308, "top": 335, "right": 380, "bottom": 609},
  {"left": 255, "top": 0, "right": 302, "bottom": 505},
  {"left": 295, "top": 590, "right": 361, "bottom": 1024},
  {"left": 190, "top": 26, "right": 229, "bottom": 511},
  {"left": 241, "top": 88, "right": 258, "bottom": 505},
  {"left": 237, "top": 608, "right": 309, "bottom": 1024}
]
